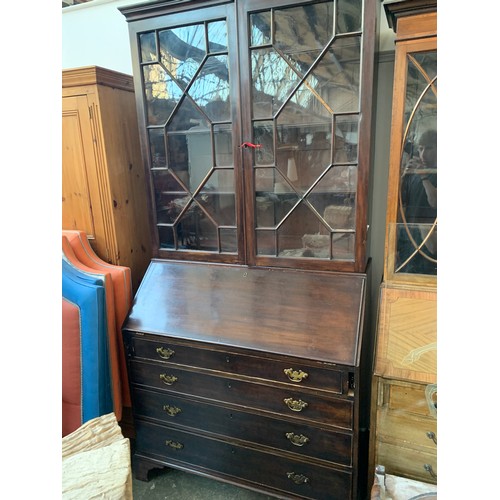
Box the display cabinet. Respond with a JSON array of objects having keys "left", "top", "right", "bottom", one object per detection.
[
  {"left": 370, "top": 0, "right": 437, "bottom": 486},
  {"left": 120, "top": 1, "right": 380, "bottom": 498},
  {"left": 62, "top": 66, "right": 153, "bottom": 292},
  {"left": 120, "top": 0, "right": 379, "bottom": 273}
]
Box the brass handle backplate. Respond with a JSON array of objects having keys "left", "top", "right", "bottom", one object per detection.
[
  {"left": 163, "top": 404, "right": 182, "bottom": 417},
  {"left": 285, "top": 432, "right": 310, "bottom": 447},
  {"left": 165, "top": 440, "right": 184, "bottom": 450},
  {"left": 286, "top": 472, "right": 310, "bottom": 485},
  {"left": 284, "top": 368, "right": 309, "bottom": 383},
  {"left": 284, "top": 398, "right": 308, "bottom": 412},
  {"left": 156, "top": 347, "right": 175, "bottom": 359},
  {"left": 160, "top": 373, "right": 178, "bottom": 385}
]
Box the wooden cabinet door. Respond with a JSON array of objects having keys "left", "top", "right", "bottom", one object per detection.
[{"left": 62, "top": 94, "right": 107, "bottom": 258}]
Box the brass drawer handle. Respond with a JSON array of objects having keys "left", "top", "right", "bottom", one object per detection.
[
  {"left": 284, "top": 368, "right": 309, "bottom": 383},
  {"left": 160, "top": 373, "right": 178, "bottom": 385},
  {"left": 165, "top": 440, "right": 184, "bottom": 450},
  {"left": 426, "top": 431, "right": 437, "bottom": 445},
  {"left": 424, "top": 463, "right": 437, "bottom": 479},
  {"left": 156, "top": 347, "right": 175, "bottom": 360},
  {"left": 285, "top": 432, "right": 309, "bottom": 447},
  {"left": 284, "top": 397, "right": 308, "bottom": 412},
  {"left": 286, "top": 472, "right": 310, "bottom": 485},
  {"left": 163, "top": 404, "right": 182, "bottom": 417}
]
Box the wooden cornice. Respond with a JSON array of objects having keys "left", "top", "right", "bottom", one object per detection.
[
  {"left": 384, "top": 0, "right": 437, "bottom": 32},
  {"left": 62, "top": 66, "right": 134, "bottom": 92}
]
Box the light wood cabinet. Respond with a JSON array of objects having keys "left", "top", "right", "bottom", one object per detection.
[
  {"left": 370, "top": 0, "right": 437, "bottom": 487},
  {"left": 62, "top": 66, "right": 153, "bottom": 292}
]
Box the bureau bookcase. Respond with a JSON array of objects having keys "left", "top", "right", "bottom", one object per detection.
[
  {"left": 370, "top": 0, "right": 437, "bottom": 486},
  {"left": 119, "top": 1, "right": 380, "bottom": 498}
]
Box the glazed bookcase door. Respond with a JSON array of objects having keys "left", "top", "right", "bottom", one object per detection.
[
  {"left": 128, "top": 3, "right": 244, "bottom": 264},
  {"left": 124, "top": 0, "right": 376, "bottom": 272},
  {"left": 239, "top": 0, "right": 375, "bottom": 272},
  {"left": 385, "top": 36, "right": 437, "bottom": 284}
]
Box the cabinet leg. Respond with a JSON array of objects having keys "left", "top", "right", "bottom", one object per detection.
[{"left": 133, "top": 455, "right": 167, "bottom": 482}]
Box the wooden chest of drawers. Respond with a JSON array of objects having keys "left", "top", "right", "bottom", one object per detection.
[{"left": 123, "top": 260, "right": 372, "bottom": 499}]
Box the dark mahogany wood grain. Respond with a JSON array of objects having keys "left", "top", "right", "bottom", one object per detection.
[{"left": 125, "top": 260, "right": 366, "bottom": 366}]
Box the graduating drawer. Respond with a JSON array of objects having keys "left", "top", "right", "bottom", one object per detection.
[
  {"left": 134, "top": 419, "right": 353, "bottom": 500},
  {"left": 133, "top": 387, "right": 353, "bottom": 466},
  {"left": 127, "top": 334, "right": 345, "bottom": 395},
  {"left": 130, "top": 360, "right": 353, "bottom": 430}
]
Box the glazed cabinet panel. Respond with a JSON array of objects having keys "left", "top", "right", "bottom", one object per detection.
[{"left": 120, "top": 0, "right": 378, "bottom": 273}]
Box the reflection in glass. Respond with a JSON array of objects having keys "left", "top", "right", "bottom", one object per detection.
[
  {"left": 214, "top": 124, "right": 233, "bottom": 166},
  {"left": 336, "top": 0, "right": 362, "bottom": 33},
  {"left": 250, "top": 11, "right": 271, "bottom": 46},
  {"left": 140, "top": 32, "right": 157, "bottom": 62},
  {"left": 149, "top": 128, "right": 166, "bottom": 168},
  {"left": 396, "top": 50, "right": 437, "bottom": 275},
  {"left": 189, "top": 55, "right": 230, "bottom": 121},
  {"left": 142, "top": 64, "right": 181, "bottom": 125},
  {"left": 159, "top": 26, "right": 205, "bottom": 90},
  {"left": 208, "top": 21, "right": 228, "bottom": 52},
  {"left": 275, "top": 2, "right": 333, "bottom": 74},
  {"left": 252, "top": 48, "right": 300, "bottom": 119}
]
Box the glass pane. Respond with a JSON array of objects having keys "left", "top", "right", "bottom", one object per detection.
[
  {"left": 256, "top": 230, "right": 276, "bottom": 256},
  {"left": 166, "top": 133, "right": 190, "bottom": 187},
  {"left": 250, "top": 11, "right": 271, "bottom": 46},
  {"left": 254, "top": 167, "right": 274, "bottom": 193},
  {"left": 208, "top": 21, "right": 227, "bottom": 52},
  {"left": 142, "top": 64, "right": 181, "bottom": 125},
  {"left": 214, "top": 124, "right": 233, "bottom": 166},
  {"left": 336, "top": 0, "right": 362, "bottom": 34},
  {"left": 140, "top": 32, "right": 156, "bottom": 62},
  {"left": 278, "top": 203, "right": 325, "bottom": 258},
  {"left": 149, "top": 128, "right": 166, "bottom": 168},
  {"left": 220, "top": 228, "right": 237, "bottom": 253},
  {"left": 396, "top": 49, "right": 437, "bottom": 276},
  {"left": 274, "top": 2, "right": 333, "bottom": 74},
  {"left": 177, "top": 201, "right": 219, "bottom": 251},
  {"left": 155, "top": 191, "right": 190, "bottom": 225},
  {"left": 309, "top": 36, "right": 361, "bottom": 114},
  {"left": 159, "top": 25, "right": 205, "bottom": 90},
  {"left": 158, "top": 225, "right": 175, "bottom": 249},
  {"left": 252, "top": 47, "right": 300, "bottom": 119},
  {"left": 189, "top": 55, "right": 230, "bottom": 122},
  {"left": 334, "top": 114, "right": 359, "bottom": 163},
  {"left": 253, "top": 121, "right": 275, "bottom": 165},
  {"left": 197, "top": 169, "right": 236, "bottom": 226}
]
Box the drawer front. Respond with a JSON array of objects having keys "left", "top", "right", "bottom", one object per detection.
[
  {"left": 377, "top": 407, "right": 437, "bottom": 451},
  {"left": 376, "top": 441, "right": 437, "bottom": 484},
  {"left": 133, "top": 387, "right": 353, "bottom": 466},
  {"left": 134, "top": 419, "right": 353, "bottom": 500},
  {"left": 128, "top": 335, "right": 344, "bottom": 394},
  {"left": 130, "top": 360, "right": 353, "bottom": 429}
]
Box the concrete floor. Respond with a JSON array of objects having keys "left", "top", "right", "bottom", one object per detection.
[{"left": 132, "top": 465, "right": 276, "bottom": 500}]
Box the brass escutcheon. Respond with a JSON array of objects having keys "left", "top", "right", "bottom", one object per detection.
[
  {"left": 285, "top": 432, "right": 310, "bottom": 447},
  {"left": 284, "top": 397, "right": 308, "bottom": 412},
  {"left": 286, "top": 472, "right": 310, "bottom": 485},
  {"left": 163, "top": 404, "right": 182, "bottom": 417},
  {"left": 156, "top": 347, "right": 175, "bottom": 359},
  {"left": 160, "top": 373, "right": 178, "bottom": 385},
  {"left": 165, "top": 440, "right": 184, "bottom": 450},
  {"left": 284, "top": 368, "right": 309, "bottom": 383}
]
